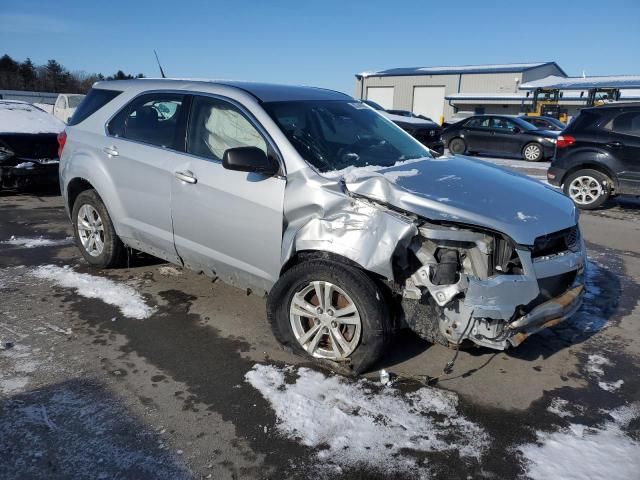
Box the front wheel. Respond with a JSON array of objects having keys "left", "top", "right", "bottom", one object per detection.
[
  {"left": 563, "top": 169, "right": 612, "bottom": 210},
  {"left": 267, "top": 259, "right": 391, "bottom": 374},
  {"left": 72, "top": 189, "right": 125, "bottom": 267},
  {"left": 522, "top": 142, "right": 544, "bottom": 162}
]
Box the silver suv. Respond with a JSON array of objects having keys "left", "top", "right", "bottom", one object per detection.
[{"left": 59, "top": 79, "right": 586, "bottom": 373}]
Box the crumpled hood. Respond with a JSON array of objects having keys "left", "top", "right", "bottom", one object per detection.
[{"left": 339, "top": 155, "right": 577, "bottom": 245}]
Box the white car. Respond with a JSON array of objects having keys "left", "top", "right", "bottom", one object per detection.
[{"left": 53, "top": 94, "right": 86, "bottom": 123}]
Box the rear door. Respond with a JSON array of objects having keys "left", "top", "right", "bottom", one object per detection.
[
  {"left": 104, "top": 91, "right": 188, "bottom": 262},
  {"left": 601, "top": 110, "right": 640, "bottom": 194},
  {"left": 170, "top": 94, "right": 286, "bottom": 291},
  {"left": 489, "top": 117, "right": 523, "bottom": 156},
  {"left": 460, "top": 117, "right": 492, "bottom": 152}
]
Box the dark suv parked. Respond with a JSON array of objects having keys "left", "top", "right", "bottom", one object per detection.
[{"left": 548, "top": 103, "right": 640, "bottom": 209}]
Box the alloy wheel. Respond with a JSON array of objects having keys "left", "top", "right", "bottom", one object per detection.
[
  {"left": 524, "top": 144, "right": 541, "bottom": 161},
  {"left": 289, "top": 281, "right": 362, "bottom": 360},
  {"left": 568, "top": 175, "right": 603, "bottom": 205},
  {"left": 77, "top": 204, "right": 105, "bottom": 257}
]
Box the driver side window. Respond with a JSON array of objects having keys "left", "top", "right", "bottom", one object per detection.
[{"left": 187, "top": 96, "right": 267, "bottom": 161}]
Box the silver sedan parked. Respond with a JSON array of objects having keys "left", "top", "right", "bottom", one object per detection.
[{"left": 59, "top": 79, "right": 586, "bottom": 373}]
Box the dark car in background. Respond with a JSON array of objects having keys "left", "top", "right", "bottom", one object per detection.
[
  {"left": 548, "top": 102, "right": 640, "bottom": 209},
  {"left": 443, "top": 114, "right": 559, "bottom": 161},
  {"left": 361, "top": 100, "right": 444, "bottom": 154},
  {"left": 519, "top": 115, "right": 566, "bottom": 131},
  {"left": 386, "top": 109, "right": 433, "bottom": 121},
  {"left": 0, "top": 100, "right": 65, "bottom": 190}
]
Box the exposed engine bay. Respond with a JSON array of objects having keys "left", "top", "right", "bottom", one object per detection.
[{"left": 398, "top": 220, "right": 585, "bottom": 349}]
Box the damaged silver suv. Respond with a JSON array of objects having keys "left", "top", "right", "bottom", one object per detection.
[{"left": 59, "top": 80, "right": 586, "bottom": 373}]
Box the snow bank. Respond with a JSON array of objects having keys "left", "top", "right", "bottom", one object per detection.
[
  {"left": 518, "top": 404, "right": 640, "bottom": 480},
  {"left": 3, "top": 236, "right": 73, "bottom": 248},
  {"left": 0, "top": 101, "right": 64, "bottom": 134},
  {"left": 245, "top": 364, "right": 489, "bottom": 476},
  {"left": 30, "top": 265, "right": 154, "bottom": 319}
]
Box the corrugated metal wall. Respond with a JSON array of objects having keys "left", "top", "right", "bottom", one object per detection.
[{"left": 355, "top": 64, "right": 567, "bottom": 122}]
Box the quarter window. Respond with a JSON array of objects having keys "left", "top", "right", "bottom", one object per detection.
[
  {"left": 108, "top": 93, "right": 186, "bottom": 149},
  {"left": 187, "top": 96, "right": 267, "bottom": 161},
  {"left": 604, "top": 112, "right": 640, "bottom": 137}
]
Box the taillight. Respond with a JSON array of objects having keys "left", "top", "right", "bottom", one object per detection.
[
  {"left": 57, "top": 131, "right": 67, "bottom": 158},
  {"left": 556, "top": 135, "right": 575, "bottom": 149}
]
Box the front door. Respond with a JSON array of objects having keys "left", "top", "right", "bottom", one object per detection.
[
  {"left": 103, "top": 92, "right": 188, "bottom": 262},
  {"left": 171, "top": 95, "right": 286, "bottom": 292}
]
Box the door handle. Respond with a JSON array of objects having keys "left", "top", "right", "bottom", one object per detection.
[
  {"left": 175, "top": 170, "right": 197, "bottom": 184},
  {"left": 606, "top": 141, "right": 624, "bottom": 148},
  {"left": 103, "top": 146, "right": 119, "bottom": 156}
]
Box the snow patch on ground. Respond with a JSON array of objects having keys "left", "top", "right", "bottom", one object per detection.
[
  {"left": 3, "top": 236, "right": 73, "bottom": 248},
  {"left": 245, "top": 364, "right": 489, "bottom": 476},
  {"left": 598, "top": 380, "right": 624, "bottom": 392},
  {"left": 30, "top": 265, "right": 154, "bottom": 319},
  {"left": 0, "top": 344, "right": 41, "bottom": 395},
  {"left": 518, "top": 404, "right": 640, "bottom": 480},
  {"left": 586, "top": 354, "right": 611, "bottom": 376}
]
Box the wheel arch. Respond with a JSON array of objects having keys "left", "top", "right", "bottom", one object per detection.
[
  {"left": 66, "top": 177, "right": 95, "bottom": 213},
  {"left": 560, "top": 163, "right": 619, "bottom": 190}
]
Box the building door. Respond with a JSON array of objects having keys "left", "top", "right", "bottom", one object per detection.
[
  {"left": 366, "top": 87, "right": 394, "bottom": 110},
  {"left": 412, "top": 86, "right": 445, "bottom": 124}
]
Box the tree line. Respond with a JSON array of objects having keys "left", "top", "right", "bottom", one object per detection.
[{"left": 0, "top": 54, "right": 145, "bottom": 94}]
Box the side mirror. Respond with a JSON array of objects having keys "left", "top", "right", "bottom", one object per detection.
[
  {"left": 222, "top": 146, "right": 279, "bottom": 176},
  {"left": 511, "top": 126, "right": 521, "bottom": 133}
]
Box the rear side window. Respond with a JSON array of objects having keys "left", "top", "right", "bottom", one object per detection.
[
  {"left": 465, "top": 117, "right": 490, "bottom": 128},
  {"left": 567, "top": 111, "right": 600, "bottom": 132},
  {"left": 603, "top": 111, "right": 640, "bottom": 137},
  {"left": 67, "top": 89, "right": 121, "bottom": 126},
  {"left": 108, "top": 93, "right": 186, "bottom": 149}
]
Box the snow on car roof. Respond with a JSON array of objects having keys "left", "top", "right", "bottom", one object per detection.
[{"left": 0, "top": 100, "right": 65, "bottom": 134}]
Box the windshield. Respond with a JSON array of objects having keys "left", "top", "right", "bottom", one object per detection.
[
  {"left": 512, "top": 117, "right": 538, "bottom": 131},
  {"left": 263, "top": 100, "right": 432, "bottom": 173}
]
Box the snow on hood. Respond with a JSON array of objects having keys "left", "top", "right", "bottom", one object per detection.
[
  {"left": 0, "top": 101, "right": 65, "bottom": 134},
  {"left": 327, "top": 155, "right": 577, "bottom": 245}
]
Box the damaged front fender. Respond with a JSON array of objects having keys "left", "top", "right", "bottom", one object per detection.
[{"left": 281, "top": 170, "right": 418, "bottom": 281}]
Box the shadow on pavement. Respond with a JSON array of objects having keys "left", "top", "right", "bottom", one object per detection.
[{"left": 0, "top": 379, "right": 191, "bottom": 480}]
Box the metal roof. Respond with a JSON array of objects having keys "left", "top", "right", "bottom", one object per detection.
[
  {"left": 520, "top": 75, "right": 640, "bottom": 91},
  {"left": 357, "top": 62, "right": 565, "bottom": 78}
]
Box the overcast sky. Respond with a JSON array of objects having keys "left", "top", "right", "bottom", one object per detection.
[{"left": 1, "top": 0, "right": 639, "bottom": 94}]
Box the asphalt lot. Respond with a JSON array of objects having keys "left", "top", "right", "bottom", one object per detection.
[{"left": 1, "top": 157, "right": 639, "bottom": 479}]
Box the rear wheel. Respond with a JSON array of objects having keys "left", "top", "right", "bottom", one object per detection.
[
  {"left": 522, "top": 142, "right": 543, "bottom": 162},
  {"left": 267, "top": 259, "right": 391, "bottom": 374},
  {"left": 448, "top": 138, "right": 466, "bottom": 155},
  {"left": 563, "top": 169, "right": 612, "bottom": 210},
  {"left": 72, "top": 190, "right": 125, "bottom": 267}
]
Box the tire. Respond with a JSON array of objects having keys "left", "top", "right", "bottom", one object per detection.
[
  {"left": 267, "top": 259, "right": 391, "bottom": 374},
  {"left": 563, "top": 169, "right": 612, "bottom": 210},
  {"left": 448, "top": 137, "right": 466, "bottom": 155},
  {"left": 522, "top": 142, "right": 543, "bottom": 162},
  {"left": 71, "top": 189, "right": 125, "bottom": 267}
]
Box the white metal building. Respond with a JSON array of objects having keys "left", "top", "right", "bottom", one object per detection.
[{"left": 354, "top": 62, "right": 640, "bottom": 123}]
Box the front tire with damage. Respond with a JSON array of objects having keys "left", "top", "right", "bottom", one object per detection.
[{"left": 267, "top": 259, "right": 391, "bottom": 374}]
